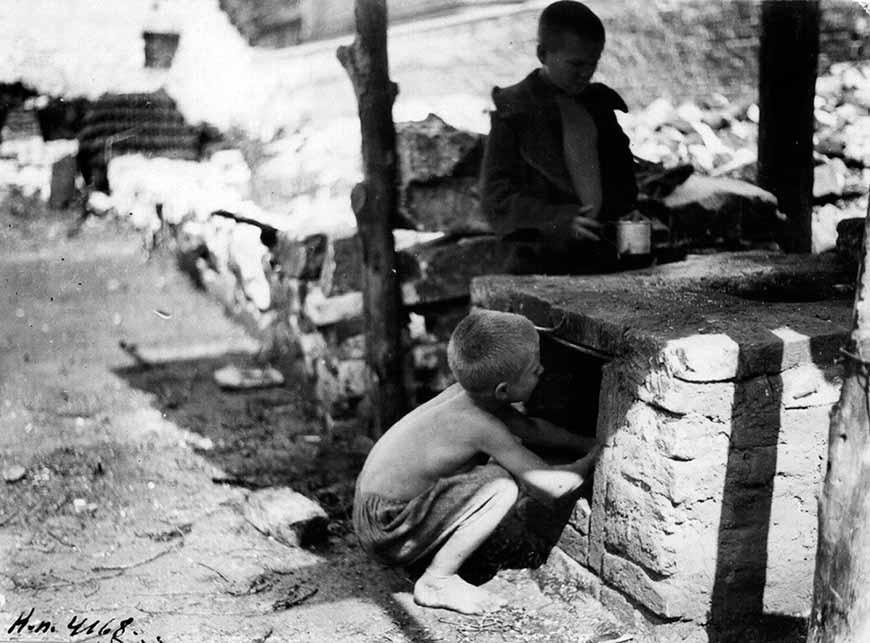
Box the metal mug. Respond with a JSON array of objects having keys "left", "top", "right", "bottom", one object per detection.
[{"left": 615, "top": 219, "right": 651, "bottom": 258}]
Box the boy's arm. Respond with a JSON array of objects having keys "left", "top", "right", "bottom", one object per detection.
[
  {"left": 480, "top": 111, "right": 576, "bottom": 237},
  {"left": 492, "top": 405, "right": 596, "bottom": 455},
  {"left": 474, "top": 420, "right": 599, "bottom": 499}
]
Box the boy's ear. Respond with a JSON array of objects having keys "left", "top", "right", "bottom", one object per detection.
[
  {"left": 536, "top": 43, "right": 547, "bottom": 65},
  {"left": 494, "top": 381, "right": 510, "bottom": 401}
]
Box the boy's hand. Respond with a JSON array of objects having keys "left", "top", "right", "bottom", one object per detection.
[{"left": 570, "top": 204, "right": 602, "bottom": 242}]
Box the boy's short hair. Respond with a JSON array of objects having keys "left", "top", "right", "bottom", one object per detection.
[
  {"left": 447, "top": 310, "right": 539, "bottom": 395},
  {"left": 538, "top": 1, "right": 605, "bottom": 52}
]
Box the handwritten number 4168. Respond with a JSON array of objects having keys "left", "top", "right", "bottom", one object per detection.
[{"left": 67, "top": 615, "right": 163, "bottom": 642}]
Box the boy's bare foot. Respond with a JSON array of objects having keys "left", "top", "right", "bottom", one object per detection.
[{"left": 413, "top": 571, "right": 506, "bottom": 615}]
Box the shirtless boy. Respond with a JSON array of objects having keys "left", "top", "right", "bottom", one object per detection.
[{"left": 353, "top": 310, "right": 599, "bottom": 615}]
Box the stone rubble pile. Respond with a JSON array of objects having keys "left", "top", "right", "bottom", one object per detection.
[{"left": 624, "top": 62, "right": 870, "bottom": 252}]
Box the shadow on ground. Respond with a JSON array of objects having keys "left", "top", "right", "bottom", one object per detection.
[{"left": 113, "top": 351, "right": 451, "bottom": 643}]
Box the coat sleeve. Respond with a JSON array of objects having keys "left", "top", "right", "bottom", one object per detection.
[
  {"left": 603, "top": 110, "right": 638, "bottom": 217},
  {"left": 479, "top": 108, "right": 574, "bottom": 237},
  {"left": 586, "top": 84, "right": 638, "bottom": 217}
]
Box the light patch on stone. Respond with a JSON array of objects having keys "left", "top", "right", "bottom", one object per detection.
[
  {"left": 302, "top": 287, "right": 363, "bottom": 327},
  {"left": 662, "top": 334, "right": 740, "bottom": 382}
]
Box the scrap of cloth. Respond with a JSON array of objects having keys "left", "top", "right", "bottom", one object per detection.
[{"left": 353, "top": 462, "right": 577, "bottom": 584}]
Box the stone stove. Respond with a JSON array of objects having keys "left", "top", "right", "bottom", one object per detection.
[{"left": 472, "top": 251, "right": 852, "bottom": 636}]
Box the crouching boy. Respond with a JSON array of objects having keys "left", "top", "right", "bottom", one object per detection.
[{"left": 353, "top": 310, "right": 600, "bottom": 615}]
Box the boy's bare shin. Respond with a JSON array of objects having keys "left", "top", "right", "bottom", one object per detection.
[{"left": 414, "top": 478, "right": 518, "bottom": 614}]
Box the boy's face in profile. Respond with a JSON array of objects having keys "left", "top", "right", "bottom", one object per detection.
[
  {"left": 539, "top": 32, "right": 603, "bottom": 96},
  {"left": 502, "top": 343, "right": 544, "bottom": 403}
]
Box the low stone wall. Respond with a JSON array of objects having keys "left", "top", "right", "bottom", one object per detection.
[{"left": 473, "top": 253, "right": 852, "bottom": 637}]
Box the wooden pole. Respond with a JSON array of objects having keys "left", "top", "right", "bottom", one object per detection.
[
  {"left": 757, "top": 0, "right": 820, "bottom": 254},
  {"left": 808, "top": 194, "right": 870, "bottom": 642},
  {"left": 337, "top": 0, "right": 406, "bottom": 437}
]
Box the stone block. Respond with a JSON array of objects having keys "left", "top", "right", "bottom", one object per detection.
[
  {"left": 337, "top": 333, "right": 366, "bottom": 360},
  {"left": 764, "top": 488, "right": 818, "bottom": 615},
  {"left": 302, "top": 287, "right": 363, "bottom": 328},
  {"left": 319, "top": 233, "right": 363, "bottom": 297},
  {"left": 633, "top": 366, "right": 736, "bottom": 420},
  {"left": 661, "top": 334, "right": 741, "bottom": 382},
  {"left": 314, "top": 357, "right": 344, "bottom": 417},
  {"left": 813, "top": 158, "right": 848, "bottom": 200},
  {"left": 557, "top": 524, "right": 588, "bottom": 566},
  {"left": 843, "top": 116, "right": 870, "bottom": 166},
  {"left": 243, "top": 487, "right": 329, "bottom": 548},
  {"left": 835, "top": 216, "right": 864, "bottom": 275},
  {"left": 398, "top": 235, "right": 514, "bottom": 305},
  {"left": 228, "top": 222, "right": 271, "bottom": 311},
  {"left": 602, "top": 553, "right": 693, "bottom": 619},
  {"left": 780, "top": 363, "right": 842, "bottom": 409},
  {"left": 399, "top": 177, "right": 491, "bottom": 234},
  {"left": 396, "top": 114, "right": 484, "bottom": 185},
  {"left": 298, "top": 332, "right": 328, "bottom": 377},
  {"left": 412, "top": 342, "right": 445, "bottom": 372},
  {"left": 532, "top": 547, "right": 602, "bottom": 602},
  {"left": 337, "top": 359, "right": 370, "bottom": 398},
  {"left": 569, "top": 496, "right": 592, "bottom": 536},
  {"left": 777, "top": 405, "right": 831, "bottom": 478},
  {"left": 602, "top": 476, "right": 680, "bottom": 576},
  {"left": 267, "top": 273, "right": 302, "bottom": 316},
  {"left": 654, "top": 412, "right": 730, "bottom": 462},
  {"left": 272, "top": 231, "right": 327, "bottom": 280},
  {"left": 660, "top": 175, "right": 778, "bottom": 245},
  {"left": 49, "top": 154, "right": 78, "bottom": 208}
]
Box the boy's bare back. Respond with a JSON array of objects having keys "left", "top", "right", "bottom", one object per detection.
[{"left": 357, "top": 383, "right": 520, "bottom": 501}]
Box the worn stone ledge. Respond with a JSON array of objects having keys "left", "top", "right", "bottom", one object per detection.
[{"left": 471, "top": 251, "right": 851, "bottom": 381}]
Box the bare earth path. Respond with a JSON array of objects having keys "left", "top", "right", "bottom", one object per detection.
[{"left": 0, "top": 213, "right": 625, "bottom": 643}]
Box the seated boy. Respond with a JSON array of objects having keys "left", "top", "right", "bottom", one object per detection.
[
  {"left": 353, "top": 310, "right": 599, "bottom": 615},
  {"left": 481, "top": 0, "right": 639, "bottom": 274}
]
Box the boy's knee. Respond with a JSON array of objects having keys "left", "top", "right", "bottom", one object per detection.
[{"left": 480, "top": 476, "right": 519, "bottom": 508}]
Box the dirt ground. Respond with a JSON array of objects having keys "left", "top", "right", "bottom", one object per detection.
[{"left": 0, "top": 207, "right": 630, "bottom": 643}]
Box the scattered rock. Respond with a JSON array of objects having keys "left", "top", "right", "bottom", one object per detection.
[
  {"left": 2, "top": 465, "right": 26, "bottom": 483},
  {"left": 302, "top": 287, "right": 363, "bottom": 328},
  {"left": 49, "top": 154, "right": 78, "bottom": 209},
  {"left": 185, "top": 435, "right": 215, "bottom": 451},
  {"left": 814, "top": 158, "right": 848, "bottom": 201},
  {"left": 814, "top": 203, "right": 865, "bottom": 254},
  {"left": 660, "top": 175, "right": 779, "bottom": 246},
  {"left": 398, "top": 235, "right": 515, "bottom": 305},
  {"left": 243, "top": 487, "right": 329, "bottom": 549},
  {"left": 213, "top": 364, "right": 284, "bottom": 390},
  {"left": 318, "top": 233, "right": 363, "bottom": 297},
  {"left": 836, "top": 216, "right": 865, "bottom": 273},
  {"left": 86, "top": 190, "right": 115, "bottom": 216},
  {"left": 396, "top": 114, "right": 484, "bottom": 186},
  {"left": 72, "top": 498, "right": 97, "bottom": 514},
  {"left": 272, "top": 232, "right": 327, "bottom": 281},
  {"left": 228, "top": 222, "right": 271, "bottom": 311},
  {"left": 400, "top": 177, "right": 490, "bottom": 234},
  {"left": 843, "top": 116, "right": 870, "bottom": 167}
]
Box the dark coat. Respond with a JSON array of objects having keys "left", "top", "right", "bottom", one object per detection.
[{"left": 480, "top": 69, "right": 638, "bottom": 245}]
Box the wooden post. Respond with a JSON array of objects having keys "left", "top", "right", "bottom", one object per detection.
[
  {"left": 808, "top": 195, "right": 870, "bottom": 642},
  {"left": 757, "top": 0, "right": 820, "bottom": 254},
  {"left": 337, "top": 0, "right": 406, "bottom": 437}
]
